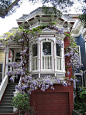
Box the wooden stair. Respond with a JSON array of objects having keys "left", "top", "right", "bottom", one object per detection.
[{"left": 0, "top": 83, "right": 17, "bottom": 115}]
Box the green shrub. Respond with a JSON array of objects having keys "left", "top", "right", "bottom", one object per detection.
[
  {"left": 74, "top": 87, "right": 86, "bottom": 115},
  {"left": 11, "top": 93, "right": 33, "bottom": 115}
]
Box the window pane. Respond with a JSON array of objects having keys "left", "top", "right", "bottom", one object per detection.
[
  {"left": 32, "top": 44, "right": 37, "bottom": 56},
  {"left": 56, "top": 44, "right": 61, "bottom": 56},
  {"left": 43, "top": 42, "right": 51, "bottom": 55}
]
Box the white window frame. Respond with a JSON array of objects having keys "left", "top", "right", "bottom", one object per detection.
[
  {"left": 0, "top": 63, "right": 4, "bottom": 83},
  {"left": 41, "top": 40, "right": 53, "bottom": 71},
  {"left": 77, "top": 45, "right": 81, "bottom": 64},
  {"left": 31, "top": 43, "right": 38, "bottom": 71},
  {"left": 31, "top": 37, "right": 65, "bottom": 74},
  {"left": 55, "top": 40, "right": 65, "bottom": 73},
  {"left": 56, "top": 43, "right": 62, "bottom": 71},
  {"left": 73, "top": 45, "right": 81, "bottom": 66}
]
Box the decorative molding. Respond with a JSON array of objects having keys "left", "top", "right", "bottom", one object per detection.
[{"left": 40, "top": 35, "right": 55, "bottom": 37}]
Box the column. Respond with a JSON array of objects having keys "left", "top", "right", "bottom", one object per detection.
[
  {"left": 54, "top": 42, "right": 56, "bottom": 76},
  {"left": 5, "top": 47, "right": 9, "bottom": 75},
  {"left": 38, "top": 41, "right": 41, "bottom": 78}
]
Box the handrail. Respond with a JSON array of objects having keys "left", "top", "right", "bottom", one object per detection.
[{"left": 0, "top": 75, "right": 8, "bottom": 100}]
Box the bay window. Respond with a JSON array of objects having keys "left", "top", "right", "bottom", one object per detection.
[{"left": 31, "top": 39, "right": 63, "bottom": 72}]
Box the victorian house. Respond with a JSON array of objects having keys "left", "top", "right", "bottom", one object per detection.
[{"left": 0, "top": 7, "right": 86, "bottom": 115}]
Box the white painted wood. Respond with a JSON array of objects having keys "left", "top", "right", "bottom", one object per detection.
[
  {"left": 54, "top": 42, "right": 56, "bottom": 75},
  {"left": 29, "top": 49, "right": 31, "bottom": 72},
  {"left": 38, "top": 41, "right": 40, "bottom": 75},
  {"left": 32, "top": 56, "right": 38, "bottom": 70},
  {"left": 0, "top": 75, "right": 8, "bottom": 100},
  {"left": 56, "top": 56, "right": 61, "bottom": 70},
  {"left": 42, "top": 56, "right": 52, "bottom": 69},
  {"left": 5, "top": 47, "right": 9, "bottom": 75},
  {"left": 62, "top": 41, "right": 65, "bottom": 72},
  {"left": 0, "top": 63, "right": 4, "bottom": 81}
]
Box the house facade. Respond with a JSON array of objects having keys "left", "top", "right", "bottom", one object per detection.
[
  {"left": 71, "top": 19, "right": 86, "bottom": 90},
  {"left": 0, "top": 7, "right": 86, "bottom": 115}
]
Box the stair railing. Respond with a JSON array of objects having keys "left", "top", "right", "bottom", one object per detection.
[{"left": 0, "top": 75, "right": 8, "bottom": 101}]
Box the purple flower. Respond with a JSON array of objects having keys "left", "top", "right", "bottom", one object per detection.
[
  {"left": 10, "top": 77, "right": 14, "bottom": 83},
  {"left": 68, "top": 82, "right": 71, "bottom": 85},
  {"left": 22, "top": 91, "right": 25, "bottom": 94},
  {"left": 62, "top": 82, "right": 67, "bottom": 87},
  {"left": 50, "top": 82, "right": 53, "bottom": 85},
  {"left": 51, "top": 86, "right": 55, "bottom": 90},
  {"left": 21, "top": 85, "right": 28, "bottom": 90},
  {"left": 65, "top": 53, "right": 70, "bottom": 57},
  {"left": 46, "top": 85, "right": 49, "bottom": 89},
  {"left": 70, "top": 78, "right": 74, "bottom": 81},
  {"left": 67, "top": 71, "right": 70, "bottom": 76},
  {"left": 60, "top": 28, "right": 64, "bottom": 34},
  {"left": 57, "top": 78, "right": 60, "bottom": 84},
  {"left": 27, "top": 89, "right": 31, "bottom": 94}
]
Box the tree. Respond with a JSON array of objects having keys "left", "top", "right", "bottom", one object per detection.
[
  {"left": 0, "top": 0, "right": 74, "bottom": 18},
  {"left": 0, "top": 0, "right": 20, "bottom": 18},
  {"left": 0, "top": 0, "right": 86, "bottom": 29},
  {"left": 79, "top": 0, "right": 86, "bottom": 27}
]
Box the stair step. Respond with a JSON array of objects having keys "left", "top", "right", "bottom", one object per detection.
[
  {"left": 3, "top": 96, "right": 13, "bottom": 99},
  {"left": 0, "top": 109, "right": 13, "bottom": 112},
  {"left": 7, "top": 85, "right": 16, "bottom": 87},
  {"left": 0, "top": 103, "right": 12, "bottom": 106},
  {"left": 8, "top": 83, "right": 17, "bottom": 86},
  {"left": 0, "top": 113, "right": 13, "bottom": 114},
  {"left": 4, "top": 94, "right": 14, "bottom": 97},
  {"left": 5, "top": 91, "right": 15, "bottom": 94},
  {"left": 0, "top": 110, "right": 13, "bottom": 113},
  {"left": 0, "top": 106, "right": 13, "bottom": 108},
  {"left": 0, "top": 83, "right": 18, "bottom": 114},
  {"left": 0, "top": 113, "right": 15, "bottom": 115},
  {"left": 1, "top": 101, "right": 12, "bottom": 104}
]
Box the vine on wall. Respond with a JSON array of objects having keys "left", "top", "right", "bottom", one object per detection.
[{"left": 0, "top": 23, "right": 83, "bottom": 94}]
